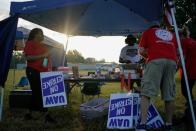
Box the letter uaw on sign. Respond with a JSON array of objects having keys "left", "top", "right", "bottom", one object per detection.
[
  {"left": 137, "top": 104, "right": 164, "bottom": 129},
  {"left": 107, "top": 93, "right": 139, "bottom": 129},
  {"left": 107, "top": 93, "right": 164, "bottom": 129},
  {"left": 40, "top": 71, "right": 67, "bottom": 108}
]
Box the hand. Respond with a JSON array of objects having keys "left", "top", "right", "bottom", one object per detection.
[{"left": 42, "top": 51, "right": 49, "bottom": 58}]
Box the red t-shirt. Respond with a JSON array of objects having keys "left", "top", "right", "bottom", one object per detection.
[
  {"left": 24, "top": 40, "right": 52, "bottom": 72},
  {"left": 181, "top": 38, "right": 196, "bottom": 79},
  {"left": 139, "top": 27, "right": 178, "bottom": 63}
]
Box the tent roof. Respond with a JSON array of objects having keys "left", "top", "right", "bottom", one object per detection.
[{"left": 10, "top": 0, "right": 164, "bottom": 36}]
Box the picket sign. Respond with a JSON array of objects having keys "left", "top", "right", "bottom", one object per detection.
[
  {"left": 107, "top": 93, "right": 139, "bottom": 129},
  {"left": 137, "top": 103, "right": 164, "bottom": 129},
  {"left": 40, "top": 71, "right": 67, "bottom": 108},
  {"left": 107, "top": 93, "right": 164, "bottom": 129}
]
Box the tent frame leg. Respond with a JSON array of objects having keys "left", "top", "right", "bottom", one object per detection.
[
  {"left": 168, "top": 0, "right": 196, "bottom": 130},
  {"left": 0, "top": 86, "right": 4, "bottom": 121}
]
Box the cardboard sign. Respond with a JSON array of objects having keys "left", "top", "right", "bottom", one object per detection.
[
  {"left": 138, "top": 104, "right": 164, "bottom": 128},
  {"left": 40, "top": 71, "right": 67, "bottom": 107},
  {"left": 107, "top": 93, "right": 164, "bottom": 129},
  {"left": 107, "top": 93, "right": 139, "bottom": 129}
]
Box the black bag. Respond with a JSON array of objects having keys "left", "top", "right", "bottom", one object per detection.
[{"left": 81, "top": 82, "right": 100, "bottom": 95}]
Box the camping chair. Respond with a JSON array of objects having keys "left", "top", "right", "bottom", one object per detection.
[
  {"left": 16, "top": 76, "right": 29, "bottom": 87},
  {"left": 80, "top": 82, "right": 101, "bottom": 102}
]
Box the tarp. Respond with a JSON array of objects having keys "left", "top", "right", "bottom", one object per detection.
[
  {"left": 15, "top": 30, "right": 23, "bottom": 40},
  {"left": 10, "top": 0, "right": 163, "bottom": 36},
  {"left": 0, "top": 15, "right": 18, "bottom": 87}
]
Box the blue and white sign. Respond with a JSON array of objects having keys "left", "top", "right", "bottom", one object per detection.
[
  {"left": 107, "top": 93, "right": 139, "bottom": 129},
  {"left": 137, "top": 104, "right": 164, "bottom": 129},
  {"left": 40, "top": 71, "right": 67, "bottom": 108},
  {"left": 146, "top": 104, "right": 164, "bottom": 128}
]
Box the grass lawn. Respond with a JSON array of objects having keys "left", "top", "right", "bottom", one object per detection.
[{"left": 0, "top": 69, "right": 195, "bottom": 131}]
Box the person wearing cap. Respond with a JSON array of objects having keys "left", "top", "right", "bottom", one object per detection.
[
  {"left": 136, "top": 23, "right": 178, "bottom": 131},
  {"left": 119, "top": 34, "right": 142, "bottom": 91},
  {"left": 119, "top": 34, "right": 141, "bottom": 64}
]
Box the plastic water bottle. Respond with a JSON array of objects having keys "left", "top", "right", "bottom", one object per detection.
[{"left": 42, "top": 58, "right": 48, "bottom": 67}]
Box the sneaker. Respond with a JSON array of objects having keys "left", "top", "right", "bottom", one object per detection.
[
  {"left": 135, "top": 124, "right": 147, "bottom": 131},
  {"left": 44, "top": 114, "right": 57, "bottom": 124}
]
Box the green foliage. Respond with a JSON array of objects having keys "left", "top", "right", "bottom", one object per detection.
[
  {"left": 185, "top": 15, "right": 196, "bottom": 39},
  {"left": 175, "top": 0, "right": 196, "bottom": 39},
  {"left": 66, "top": 49, "right": 85, "bottom": 63},
  {"left": 66, "top": 50, "right": 106, "bottom": 64},
  {"left": 85, "top": 57, "right": 96, "bottom": 64},
  {"left": 10, "top": 51, "right": 26, "bottom": 69},
  {"left": 175, "top": 0, "right": 196, "bottom": 27},
  {"left": 97, "top": 58, "right": 106, "bottom": 63}
]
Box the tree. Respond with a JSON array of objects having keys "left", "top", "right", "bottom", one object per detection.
[
  {"left": 66, "top": 50, "right": 108, "bottom": 64},
  {"left": 97, "top": 59, "right": 106, "bottom": 63},
  {"left": 175, "top": 0, "right": 196, "bottom": 39},
  {"left": 66, "top": 50, "right": 85, "bottom": 63},
  {"left": 175, "top": 0, "right": 196, "bottom": 26},
  {"left": 10, "top": 51, "right": 26, "bottom": 69},
  {"left": 85, "top": 57, "right": 96, "bottom": 64}
]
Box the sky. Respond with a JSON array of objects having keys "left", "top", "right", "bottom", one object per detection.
[{"left": 0, "top": 0, "right": 125, "bottom": 63}]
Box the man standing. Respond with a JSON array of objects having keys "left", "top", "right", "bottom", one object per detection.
[
  {"left": 119, "top": 34, "right": 141, "bottom": 64},
  {"left": 119, "top": 34, "right": 142, "bottom": 90},
  {"left": 136, "top": 23, "right": 178, "bottom": 131}
]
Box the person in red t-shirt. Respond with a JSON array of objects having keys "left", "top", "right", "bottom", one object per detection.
[
  {"left": 180, "top": 27, "right": 196, "bottom": 104},
  {"left": 136, "top": 23, "right": 178, "bottom": 131},
  {"left": 23, "top": 28, "right": 55, "bottom": 123}
]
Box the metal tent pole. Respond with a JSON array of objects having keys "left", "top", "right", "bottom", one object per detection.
[
  {"left": 62, "top": 35, "right": 70, "bottom": 66},
  {"left": 0, "top": 86, "right": 4, "bottom": 121},
  {"left": 168, "top": 0, "right": 196, "bottom": 130},
  {"left": 65, "top": 35, "right": 70, "bottom": 54},
  {"left": 13, "top": 51, "right": 16, "bottom": 88}
]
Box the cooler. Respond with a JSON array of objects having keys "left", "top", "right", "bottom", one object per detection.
[{"left": 9, "top": 90, "right": 32, "bottom": 108}]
